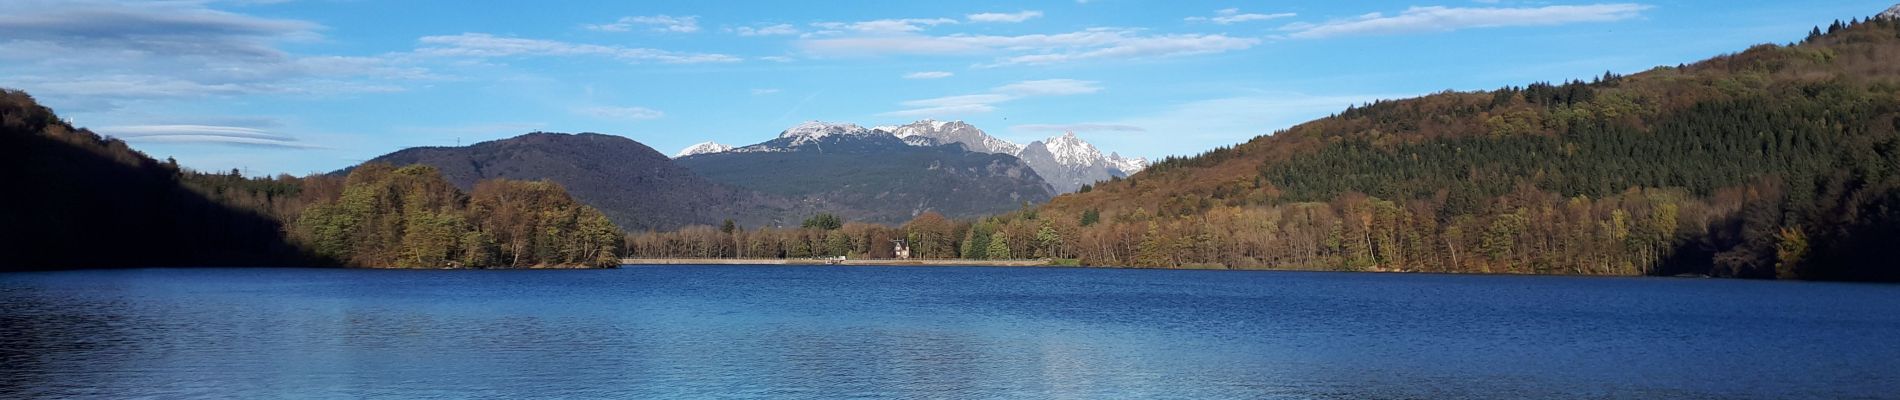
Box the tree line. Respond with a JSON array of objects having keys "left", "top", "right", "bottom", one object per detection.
[
  {"left": 626, "top": 17, "right": 1900, "bottom": 281},
  {"left": 290, "top": 163, "right": 623, "bottom": 268},
  {"left": 5, "top": 86, "right": 628, "bottom": 270},
  {"left": 186, "top": 164, "right": 625, "bottom": 268},
  {"left": 626, "top": 211, "right": 1066, "bottom": 261}
]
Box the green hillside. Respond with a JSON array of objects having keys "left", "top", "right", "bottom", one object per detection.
[{"left": 1028, "top": 17, "right": 1900, "bottom": 281}]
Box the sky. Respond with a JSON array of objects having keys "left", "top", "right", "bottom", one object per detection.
[{"left": 2, "top": 0, "right": 1892, "bottom": 175}]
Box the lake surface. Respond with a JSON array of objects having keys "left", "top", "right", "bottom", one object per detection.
[{"left": 2, "top": 266, "right": 1897, "bottom": 399}]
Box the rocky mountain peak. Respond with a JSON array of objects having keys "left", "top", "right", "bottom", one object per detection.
[
  {"left": 673, "top": 141, "right": 732, "bottom": 158},
  {"left": 780, "top": 121, "right": 872, "bottom": 139}
]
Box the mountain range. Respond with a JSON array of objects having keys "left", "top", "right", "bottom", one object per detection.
[
  {"left": 358, "top": 120, "right": 1070, "bottom": 229},
  {"left": 363, "top": 132, "right": 805, "bottom": 231},
  {"left": 679, "top": 119, "right": 1147, "bottom": 194},
  {"left": 675, "top": 121, "right": 1054, "bottom": 224}
]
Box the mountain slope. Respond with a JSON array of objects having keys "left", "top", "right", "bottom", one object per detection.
[
  {"left": 1028, "top": 14, "right": 1900, "bottom": 280},
  {"left": 1016, "top": 132, "right": 1143, "bottom": 193},
  {"left": 872, "top": 119, "right": 1148, "bottom": 193},
  {"left": 678, "top": 122, "right": 1054, "bottom": 224},
  {"left": 364, "top": 132, "right": 796, "bottom": 230},
  {"left": 0, "top": 89, "right": 323, "bottom": 270},
  {"left": 878, "top": 119, "right": 1024, "bottom": 155},
  {"left": 674, "top": 141, "right": 731, "bottom": 158}
]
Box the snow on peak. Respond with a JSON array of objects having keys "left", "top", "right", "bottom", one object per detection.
[
  {"left": 1881, "top": 4, "right": 1900, "bottom": 20},
  {"left": 886, "top": 119, "right": 1022, "bottom": 155},
  {"left": 779, "top": 121, "right": 872, "bottom": 139},
  {"left": 1042, "top": 131, "right": 1104, "bottom": 167},
  {"left": 673, "top": 141, "right": 732, "bottom": 158},
  {"left": 1107, "top": 152, "right": 1149, "bottom": 174}
]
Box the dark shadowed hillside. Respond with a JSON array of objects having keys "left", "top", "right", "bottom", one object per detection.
[
  {"left": 364, "top": 132, "right": 803, "bottom": 230},
  {"left": 0, "top": 89, "right": 324, "bottom": 270}
]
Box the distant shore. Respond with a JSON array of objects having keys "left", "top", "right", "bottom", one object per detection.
[{"left": 619, "top": 258, "right": 1052, "bottom": 267}]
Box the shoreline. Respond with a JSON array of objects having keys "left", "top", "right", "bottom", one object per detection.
[
  {"left": 615, "top": 259, "right": 1773, "bottom": 281},
  {"left": 619, "top": 258, "right": 1052, "bottom": 267}
]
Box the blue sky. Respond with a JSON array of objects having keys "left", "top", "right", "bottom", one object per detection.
[{"left": 2, "top": 0, "right": 1891, "bottom": 175}]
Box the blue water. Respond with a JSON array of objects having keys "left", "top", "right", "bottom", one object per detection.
[{"left": 2, "top": 266, "right": 1897, "bottom": 399}]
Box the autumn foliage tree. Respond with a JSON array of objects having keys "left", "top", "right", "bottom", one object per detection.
[{"left": 295, "top": 164, "right": 623, "bottom": 268}]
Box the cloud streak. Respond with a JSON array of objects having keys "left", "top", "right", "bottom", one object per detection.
[
  {"left": 810, "top": 18, "right": 957, "bottom": 35},
  {"left": 1282, "top": 4, "right": 1652, "bottom": 39},
  {"left": 0, "top": 1, "right": 427, "bottom": 110},
  {"left": 586, "top": 15, "right": 700, "bottom": 33},
  {"left": 1013, "top": 123, "right": 1147, "bottom": 133},
  {"left": 416, "top": 33, "right": 740, "bottom": 63},
  {"left": 967, "top": 11, "right": 1043, "bottom": 23},
  {"left": 576, "top": 106, "right": 665, "bottom": 120},
  {"left": 903, "top": 71, "right": 954, "bottom": 79},
  {"left": 102, "top": 124, "right": 325, "bottom": 149},
  {"left": 1186, "top": 8, "right": 1295, "bottom": 25},
  {"left": 799, "top": 28, "right": 1259, "bottom": 66},
  {"left": 735, "top": 24, "right": 798, "bottom": 36},
  {"left": 881, "top": 79, "right": 1101, "bottom": 117}
]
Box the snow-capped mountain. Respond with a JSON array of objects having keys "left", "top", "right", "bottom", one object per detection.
[
  {"left": 1881, "top": 3, "right": 1900, "bottom": 21},
  {"left": 1015, "top": 132, "right": 1148, "bottom": 193},
  {"left": 875, "top": 119, "right": 1023, "bottom": 155},
  {"left": 1106, "top": 152, "right": 1149, "bottom": 175},
  {"left": 1036, "top": 132, "right": 1104, "bottom": 167},
  {"left": 673, "top": 141, "right": 732, "bottom": 158},
  {"left": 675, "top": 121, "right": 1055, "bottom": 223},
  {"left": 729, "top": 121, "right": 908, "bottom": 153},
  {"left": 688, "top": 119, "right": 1147, "bottom": 193},
  {"left": 869, "top": 119, "right": 1147, "bottom": 190}
]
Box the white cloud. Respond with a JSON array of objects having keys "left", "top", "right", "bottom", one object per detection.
[
  {"left": 881, "top": 79, "right": 1099, "bottom": 117},
  {"left": 586, "top": 15, "right": 700, "bottom": 33},
  {"left": 798, "top": 28, "right": 1259, "bottom": 66},
  {"left": 1012, "top": 123, "right": 1146, "bottom": 133},
  {"left": 751, "top": 88, "right": 781, "bottom": 95},
  {"left": 901, "top": 94, "right": 1014, "bottom": 108},
  {"left": 759, "top": 55, "right": 795, "bottom": 62},
  {"left": 1186, "top": 8, "right": 1296, "bottom": 24},
  {"left": 576, "top": 106, "right": 665, "bottom": 120},
  {"left": 416, "top": 33, "right": 740, "bottom": 64},
  {"left": 903, "top": 71, "right": 954, "bottom": 79},
  {"left": 993, "top": 79, "right": 1101, "bottom": 95},
  {"left": 967, "top": 11, "right": 1044, "bottom": 23},
  {"left": 735, "top": 24, "right": 798, "bottom": 36},
  {"left": 986, "top": 33, "right": 1257, "bottom": 66},
  {"left": 0, "top": 1, "right": 426, "bottom": 110},
  {"left": 810, "top": 18, "right": 958, "bottom": 34},
  {"left": 1282, "top": 4, "right": 1652, "bottom": 39},
  {"left": 884, "top": 94, "right": 1003, "bottom": 117},
  {"left": 102, "top": 124, "right": 324, "bottom": 149}
]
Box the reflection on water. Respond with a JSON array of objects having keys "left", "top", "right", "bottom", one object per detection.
[{"left": 3, "top": 267, "right": 1899, "bottom": 398}]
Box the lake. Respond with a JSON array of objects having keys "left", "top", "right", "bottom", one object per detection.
[{"left": 2, "top": 266, "right": 1897, "bottom": 399}]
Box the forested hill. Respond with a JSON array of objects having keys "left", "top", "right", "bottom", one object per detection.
[
  {"left": 676, "top": 135, "right": 1055, "bottom": 225},
  {"left": 363, "top": 132, "right": 805, "bottom": 231},
  {"left": 0, "top": 89, "right": 323, "bottom": 270},
  {"left": 1, "top": 89, "right": 626, "bottom": 269},
  {"left": 1030, "top": 16, "right": 1900, "bottom": 281}
]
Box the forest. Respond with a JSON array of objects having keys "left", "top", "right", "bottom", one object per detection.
[
  {"left": 181, "top": 164, "right": 626, "bottom": 268},
  {"left": 1, "top": 89, "right": 625, "bottom": 270},
  {"left": 627, "top": 17, "right": 1900, "bottom": 281}
]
